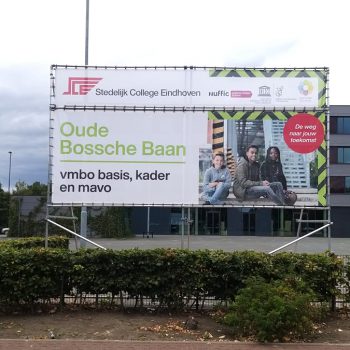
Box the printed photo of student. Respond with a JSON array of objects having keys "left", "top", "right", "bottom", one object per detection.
[
  {"left": 202, "top": 152, "right": 231, "bottom": 205},
  {"left": 232, "top": 145, "right": 285, "bottom": 205},
  {"left": 260, "top": 146, "right": 297, "bottom": 205},
  {"left": 260, "top": 146, "right": 287, "bottom": 190}
]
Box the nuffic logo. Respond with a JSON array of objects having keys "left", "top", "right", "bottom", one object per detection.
[{"left": 63, "top": 77, "right": 103, "bottom": 95}]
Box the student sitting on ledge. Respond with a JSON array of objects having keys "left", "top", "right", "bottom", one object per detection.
[
  {"left": 202, "top": 152, "right": 231, "bottom": 205},
  {"left": 233, "top": 145, "right": 285, "bottom": 205}
]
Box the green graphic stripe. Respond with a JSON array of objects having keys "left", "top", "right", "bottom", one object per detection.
[
  {"left": 208, "top": 111, "right": 325, "bottom": 122},
  {"left": 296, "top": 71, "right": 310, "bottom": 78},
  {"left": 208, "top": 111, "right": 299, "bottom": 121},
  {"left": 61, "top": 160, "right": 186, "bottom": 164},
  {"left": 318, "top": 186, "right": 327, "bottom": 206},
  {"left": 318, "top": 185, "right": 327, "bottom": 206},
  {"left": 318, "top": 179, "right": 327, "bottom": 193},
  {"left": 318, "top": 167, "right": 327, "bottom": 184},
  {"left": 318, "top": 154, "right": 327, "bottom": 170},
  {"left": 274, "top": 111, "right": 289, "bottom": 120},
  {"left": 319, "top": 113, "right": 326, "bottom": 124},
  {"left": 209, "top": 69, "right": 327, "bottom": 79},
  {"left": 304, "top": 70, "right": 327, "bottom": 107},
  {"left": 287, "top": 70, "right": 300, "bottom": 78},
  {"left": 317, "top": 140, "right": 328, "bottom": 206},
  {"left": 319, "top": 92, "right": 326, "bottom": 108},
  {"left": 246, "top": 111, "right": 262, "bottom": 120},
  {"left": 318, "top": 173, "right": 327, "bottom": 187},
  {"left": 208, "top": 111, "right": 218, "bottom": 120},
  {"left": 318, "top": 143, "right": 327, "bottom": 159}
]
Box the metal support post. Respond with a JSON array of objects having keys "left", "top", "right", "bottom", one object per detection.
[
  {"left": 146, "top": 207, "right": 150, "bottom": 238},
  {"left": 71, "top": 207, "right": 79, "bottom": 250},
  {"left": 195, "top": 207, "right": 198, "bottom": 235},
  {"left": 181, "top": 207, "right": 185, "bottom": 249},
  {"left": 294, "top": 208, "right": 304, "bottom": 252},
  {"left": 187, "top": 208, "right": 191, "bottom": 249},
  {"left": 280, "top": 208, "right": 284, "bottom": 234},
  {"left": 80, "top": 206, "right": 87, "bottom": 248}
]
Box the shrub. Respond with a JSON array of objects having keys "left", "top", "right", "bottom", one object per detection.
[
  {"left": 0, "top": 235, "right": 69, "bottom": 250},
  {"left": 224, "top": 276, "right": 320, "bottom": 342}
]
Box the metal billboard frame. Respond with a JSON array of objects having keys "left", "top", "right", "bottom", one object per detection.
[{"left": 46, "top": 65, "right": 330, "bottom": 249}]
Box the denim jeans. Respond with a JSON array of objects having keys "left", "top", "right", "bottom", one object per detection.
[
  {"left": 245, "top": 182, "right": 285, "bottom": 205},
  {"left": 203, "top": 182, "right": 231, "bottom": 204}
]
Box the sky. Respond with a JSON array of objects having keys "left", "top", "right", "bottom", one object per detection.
[{"left": 0, "top": 0, "right": 349, "bottom": 190}]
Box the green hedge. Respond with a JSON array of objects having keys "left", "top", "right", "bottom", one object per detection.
[
  {"left": 0, "top": 236, "right": 69, "bottom": 250},
  {"left": 0, "top": 248, "right": 344, "bottom": 309},
  {"left": 0, "top": 248, "right": 70, "bottom": 306}
]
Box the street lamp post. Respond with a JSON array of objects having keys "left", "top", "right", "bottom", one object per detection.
[
  {"left": 8, "top": 151, "right": 12, "bottom": 194},
  {"left": 8, "top": 151, "right": 12, "bottom": 230},
  {"left": 80, "top": 0, "right": 89, "bottom": 248}
]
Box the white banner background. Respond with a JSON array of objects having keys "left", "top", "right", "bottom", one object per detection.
[{"left": 51, "top": 110, "right": 208, "bottom": 205}]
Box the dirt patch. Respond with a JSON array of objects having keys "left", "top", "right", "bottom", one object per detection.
[
  {"left": 0, "top": 308, "right": 233, "bottom": 341},
  {"left": 309, "top": 311, "right": 350, "bottom": 343},
  {"left": 1, "top": 308, "right": 350, "bottom": 343}
]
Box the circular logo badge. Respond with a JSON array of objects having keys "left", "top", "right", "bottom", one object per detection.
[
  {"left": 298, "top": 80, "right": 313, "bottom": 96},
  {"left": 283, "top": 113, "right": 324, "bottom": 154}
]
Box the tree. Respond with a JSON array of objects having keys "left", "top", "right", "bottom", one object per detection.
[
  {"left": 7, "top": 181, "right": 133, "bottom": 238},
  {"left": 0, "top": 183, "right": 9, "bottom": 229},
  {"left": 29, "top": 182, "right": 48, "bottom": 196},
  {"left": 13, "top": 181, "right": 47, "bottom": 196},
  {"left": 8, "top": 181, "right": 47, "bottom": 237},
  {"left": 89, "top": 207, "right": 133, "bottom": 238}
]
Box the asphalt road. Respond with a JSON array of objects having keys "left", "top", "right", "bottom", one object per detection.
[
  {"left": 1, "top": 233, "right": 347, "bottom": 254},
  {"left": 72, "top": 234, "right": 349, "bottom": 255}
]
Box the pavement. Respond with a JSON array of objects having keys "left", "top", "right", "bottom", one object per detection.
[
  {"left": 1, "top": 233, "right": 346, "bottom": 254},
  {"left": 0, "top": 340, "right": 349, "bottom": 350},
  {"left": 72, "top": 234, "right": 348, "bottom": 255}
]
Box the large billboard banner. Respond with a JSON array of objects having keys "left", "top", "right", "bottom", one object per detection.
[
  {"left": 50, "top": 66, "right": 329, "bottom": 207},
  {"left": 53, "top": 67, "right": 326, "bottom": 109}
]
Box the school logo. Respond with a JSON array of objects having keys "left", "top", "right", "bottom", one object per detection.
[
  {"left": 258, "top": 86, "right": 271, "bottom": 97},
  {"left": 63, "top": 77, "right": 103, "bottom": 95},
  {"left": 275, "top": 86, "right": 284, "bottom": 97},
  {"left": 298, "top": 80, "right": 313, "bottom": 96}
]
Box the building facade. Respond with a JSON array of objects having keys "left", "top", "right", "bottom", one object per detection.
[{"left": 329, "top": 105, "right": 350, "bottom": 237}]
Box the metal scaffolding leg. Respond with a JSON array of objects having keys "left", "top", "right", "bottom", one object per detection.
[{"left": 80, "top": 206, "right": 87, "bottom": 248}]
